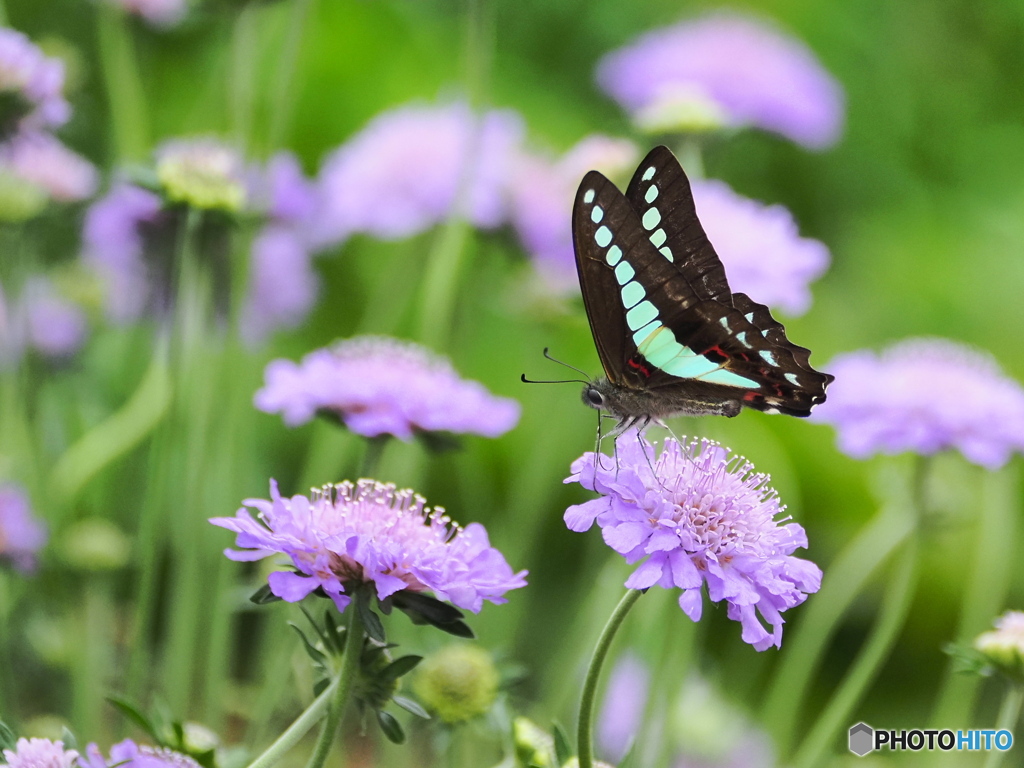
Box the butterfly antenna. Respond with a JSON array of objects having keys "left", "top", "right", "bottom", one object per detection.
[
  {"left": 542, "top": 348, "right": 593, "bottom": 379},
  {"left": 520, "top": 374, "right": 588, "bottom": 384}
]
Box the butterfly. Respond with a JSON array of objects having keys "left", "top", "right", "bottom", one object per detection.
[{"left": 572, "top": 145, "right": 833, "bottom": 428}]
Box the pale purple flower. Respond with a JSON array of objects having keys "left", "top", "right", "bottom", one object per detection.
[
  {"left": 314, "top": 101, "right": 523, "bottom": 246},
  {"left": 0, "top": 483, "right": 46, "bottom": 573},
  {"left": 82, "top": 182, "right": 164, "bottom": 322},
  {"left": 104, "top": 0, "right": 188, "bottom": 28},
  {"left": 22, "top": 277, "right": 87, "bottom": 357},
  {"left": 597, "top": 652, "right": 650, "bottom": 763},
  {"left": 692, "top": 179, "right": 829, "bottom": 316},
  {"left": 0, "top": 133, "right": 97, "bottom": 202},
  {"left": 3, "top": 738, "right": 77, "bottom": 768},
  {"left": 596, "top": 12, "right": 844, "bottom": 149},
  {"left": 509, "top": 135, "right": 638, "bottom": 291},
  {"left": 240, "top": 225, "right": 318, "bottom": 346},
  {"left": 0, "top": 28, "right": 69, "bottom": 137},
  {"left": 211, "top": 479, "right": 527, "bottom": 613},
  {"left": 565, "top": 432, "right": 821, "bottom": 651},
  {"left": 255, "top": 335, "right": 520, "bottom": 440},
  {"left": 248, "top": 151, "right": 318, "bottom": 228},
  {"left": 80, "top": 740, "right": 199, "bottom": 768},
  {"left": 813, "top": 338, "right": 1024, "bottom": 469}
]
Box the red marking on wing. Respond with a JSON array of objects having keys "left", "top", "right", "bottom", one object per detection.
[
  {"left": 627, "top": 356, "right": 652, "bottom": 377},
  {"left": 743, "top": 392, "right": 763, "bottom": 403}
]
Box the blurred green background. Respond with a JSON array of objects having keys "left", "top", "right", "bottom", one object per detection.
[{"left": 3, "top": 0, "right": 1024, "bottom": 765}]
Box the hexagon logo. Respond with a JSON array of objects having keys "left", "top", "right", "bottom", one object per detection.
[{"left": 849, "top": 722, "right": 874, "bottom": 757}]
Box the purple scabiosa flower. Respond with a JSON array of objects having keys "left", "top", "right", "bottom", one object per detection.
[
  {"left": 0, "top": 133, "right": 97, "bottom": 202},
  {"left": 255, "top": 335, "right": 520, "bottom": 440},
  {"left": 565, "top": 432, "right": 821, "bottom": 651},
  {"left": 596, "top": 12, "right": 844, "bottom": 149},
  {"left": 240, "top": 225, "right": 318, "bottom": 346},
  {"left": 248, "top": 151, "right": 318, "bottom": 228},
  {"left": 3, "top": 738, "right": 77, "bottom": 768},
  {"left": 0, "top": 483, "right": 47, "bottom": 573},
  {"left": 103, "top": 0, "right": 188, "bottom": 28},
  {"left": 81, "top": 182, "right": 164, "bottom": 322},
  {"left": 81, "top": 740, "right": 200, "bottom": 768},
  {"left": 509, "top": 135, "right": 638, "bottom": 292},
  {"left": 0, "top": 28, "right": 70, "bottom": 139},
  {"left": 596, "top": 652, "right": 650, "bottom": 763},
  {"left": 313, "top": 101, "right": 523, "bottom": 246},
  {"left": 812, "top": 338, "right": 1024, "bottom": 469},
  {"left": 210, "top": 479, "right": 527, "bottom": 613},
  {"left": 692, "top": 179, "right": 829, "bottom": 316}
]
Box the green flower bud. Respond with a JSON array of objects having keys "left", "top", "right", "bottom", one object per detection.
[
  {"left": 0, "top": 170, "right": 47, "bottom": 222},
  {"left": 156, "top": 140, "right": 246, "bottom": 213},
  {"left": 412, "top": 644, "right": 499, "bottom": 724},
  {"left": 58, "top": 518, "right": 130, "bottom": 571},
  {"left": 512, "top": 717, "right": 556, "bottom": 768},
  {"left": 974, "top": 610, "right": 1024, "bottom": 682},
  {"left": 182, "top": 722, "right": 219, "bottom": 753}
]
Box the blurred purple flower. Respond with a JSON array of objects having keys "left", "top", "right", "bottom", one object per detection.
[
  {"left": 0, "top": 483, "right": 47, "bottom": 573},
  {"left": 0, "top": 132, "right": 97, "bottom": 202},
  {"left": 255, "top": 335, "right": 520, "bottom": 440},
  {"left": 813, "top": 338, "right": 1024, "bottom": 469},
  {"left": 0, "top": 28, "right": 70, "bottom": 138},
  {"left": 692, "top": 179, "right": 829, "bottom": 316},
  {"left": 103, "top": 0, "right": 188, "bottom": 29},
  {"left": 81, "top": 740, "right": 200, "bottom": 768},
  {"left": 240, "top": 226, "right": 318, "bottom": 346},
  {"left": 248, "top": 151, "right": 318, "bottom": 228},
  {"left": 314, "top": 101, "right": 523, "bottom": 246},
  {"left": 82, "top": 182, "right": 164, "bottom": 322},
  {"left": 3, "top": 738, "right": 77, "bottom": 768},
  {"left": 509, "top": 135, "right": 638, "bottom": 291},
  {"left": 22, "top": 276, "right": 87, "bottom": 357},
  {"left": 597, "top": 652, "right": 650, "bottom": 763},
  {"left": 211, "top": 479, "right": 527, "bottom": 613},
  {"left": 596, "top": 12, "right": 844, "bottom": 149},
  {"left": 565, "top": 432, "right": 821, "bottom": 651}
]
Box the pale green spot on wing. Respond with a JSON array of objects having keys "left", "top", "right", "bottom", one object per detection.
[
  {"left": 614, "top": 261, "right": 635, "bottom": 285},
  {"left": 626, "top": 300, "right": 658, "bottom": 331},
  {"left": 621, "top": 281, "right": 645, "bottom": 308},
  {"left": 605, "top": 245, "right": 622, "bottom": 266},
  {"left": 645, "top": 185, "right": 659, "bottom": 203},
  {"left": 642, "top": 207, "right": 662, "bottom": 230},
  {"left": 700, "top": 368, "right": 759, "bottom": 387},
  {"left": 591, "top": 205, "right": 604, "bottom": 223},
  {"left": 651, "top": 228, "right": 667, "bottom": 247}
]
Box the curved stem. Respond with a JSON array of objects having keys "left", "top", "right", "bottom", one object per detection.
[
  {"left": 267, "top": 0, "right": 314, "bottom": 149},
  {"left": 303, "top": 606, "right": 364, "bottom": 768},
  {"left": 96, "top": 3, "right": 149, "bottom": 162},
  {"left": 983, "top": 683, "right": 1024, "bottom": 768},
  {"left": 578, "top": 588, "right": 643, "bottom": 768},
  {"left": 245, "top": 676, "right": 339, "bottom": 768}
]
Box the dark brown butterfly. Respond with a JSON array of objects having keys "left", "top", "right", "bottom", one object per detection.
[{"left": 572, "top": 145, "right": 833, "bottom": 429}]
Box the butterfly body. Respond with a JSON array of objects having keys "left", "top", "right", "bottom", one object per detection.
[{"left": 572, "top": 146, "right": 832, "bottom": 425}]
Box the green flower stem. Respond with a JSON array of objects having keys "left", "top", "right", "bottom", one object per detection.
[
  {"left": 229, "top": 4, "right": 259, "bottom": 153},
  {"left": 360, "top": 435, "right": 389, "bottom": 478},
  {"left": 96, "top": 3, "right": 149, "bottom": 162},
  {"left": 304, "top": 606, "right": 364, "bottom": 768},
  {"left": 415, "top": 217, "right": 472, "bottom": 349},
  {"left": 982, "top": 683, "right": 1024, "bottom": 768},
  {"left": 930, "top": 467, "right": 1019, "bottom": 727},
  {"left": 267, "top": 0, "right": 314, "bottom": 149},
  {"left": 762, "top": 498, "right": 915, "bottom": 753},
  {"left": 0, "top": 2, "right": 8, "bottom": 25},
  {"left": 244, "top": 676, "right": 340, "bottom": 768},
  {"left": 578, "top": 588, "right": 644, "bottom": 768},
  {"left": 792, "top": 532, "right": 921, "bottom": 768}
]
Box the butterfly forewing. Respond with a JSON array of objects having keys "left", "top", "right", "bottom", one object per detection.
[{"left": 625, "top": 146, "right": 732, "bottom": 305}]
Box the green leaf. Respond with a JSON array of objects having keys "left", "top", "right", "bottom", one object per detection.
[
  {"left": 436, "top": 619, "right": 475, "bottom": 639},
  {"left": 313, "top": 677, "right": 330, "bottom": 697},
  {"left": 106, "top": 696, "right": 160, "bottom": 741},
  {"left": 170, "top": 721, "right": 185, "bottom": 749},
  {"left": 0, "top": 720, "right": 17, "bottom": 752},
  {"left": 300, "top": 605, "right": 332, "bottom": 650},
  {"left": 377, "top": 710, "right": 405, "bottom": 744},
  {"left": 356, "top": 591, "right": 386, "bottom": 643},
  {"left": 249, "top": 584, "right": 282, "bottom": 605},
  {"left": 192, "top": 748, "right": 217, "bottom": 768},
  {"left": 380, "top": 655, "right": 423, "bottom": 681},
  {"left": 52, "top": 345, "right": 172, "bottom": 503},
  {"left": 392, "top": 695, "right": 430, "bottom": 719},
  {"left": 288, "top": 623, "right": 329, "bottom": 668},
  {"left": 322, "top": 609, "right": 343, "bottom": 655},
  {"left": 392, "top": 592, "right": 464, "bottom": 624},
  {"left": 552, "top": 722, "right": 573, "bottom": 767},
  {"left": 415, "top": 430, "right": 463, "bottom": 454}
]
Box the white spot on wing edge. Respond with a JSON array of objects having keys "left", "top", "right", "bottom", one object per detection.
[
  {"left": 583, "top": 189, "right": 595, "bottom": 204},
  {"left": 642, "top": 166, "right": 656, "bottom": 181}
]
